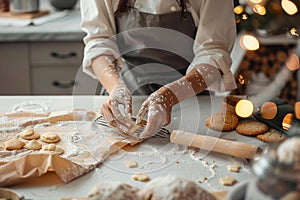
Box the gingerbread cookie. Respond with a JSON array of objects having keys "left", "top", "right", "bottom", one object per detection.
[
  {"left": 236, "top": 121, "right": 269, "bottom": 136},
  {"left": 205, "top": 112, "right": 239, "bottom": 131},
  {"left": 256, "top": 128, "right": 287, "bottom": 143},
  {"left": 20, "top": 128, "right": 40, "bottom": 140},
  {"left": 41, "top": 132, "right": 60, "bottom": 143},
  {"left": 42, "top": 144, "right": 64, "bottom": 155},
  {"left": 4, "top": 138, "right": 25, "bottom": 150},
  {"left": 24, "top": 140, "right": 42, "bottom": 150}
]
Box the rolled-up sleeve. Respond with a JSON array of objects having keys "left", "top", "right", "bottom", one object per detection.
[
  {"left": 187, "top": 0, "right": 237, "bottom": 92},
  {"left": 80, "top": 0, "right": 121, "bottom": 79}
]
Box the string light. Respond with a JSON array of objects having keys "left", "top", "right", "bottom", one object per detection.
[
  {"left": 260, "top": 102, "right": 277, "bottom": 119},
  {"left": 295, "top": 102, "right": 300, "bottom": 120},
  {"left": 282, "top": 113, "right": 293, "bottom": 130},
  {"left": 290, "top": 27, "right": 299, "bottom": 37},
  {"left": 235, "top": 99, "right": 254, "bottom": 118},
  {"left": 240, "top": 34, "right": 260, "bottom": 51},
  {"left": 285, "top": 53, "right": 299, "bottom": 71},
  {"left": 281, "top": 0, "right": 298, "bottom": 15},
  {"left": 234, "top": 5, "right": 244, "bottom": 14},
  {"left": 253, "top": 5, "right": 267, "bottom": 15}
]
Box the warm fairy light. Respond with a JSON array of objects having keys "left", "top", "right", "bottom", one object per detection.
[
  {"left": 249, "top": 0, "right": 263, "bottom": 4},
  {"left": 260, "top": 102, "right": 277, "bottom": 120},
  {"left": 290, "top": 28, "right": 299, "bottom": 37},
  {"left": 282, "top": 113, "right": 293, "bottom": 130},
  {"left": 253, "top": 5, "right": 267, "bottom": 15},
  {"left": 242, "top": 14, "right": 248, "bottom": 20},
  {"left": 295, "top": 102, "right": 300, "bottom": 120},
  {"left": 285, "top": 53, "right": 299, "bottom": 71},
  {"left": 234, "top": 5, "right": 244, "bottom": 14},
  {"left": 281, "top": 0, "right": 298, "bottom": 15},
  {"left": 240, "top": 34, "right": 260, "bottom": 51},
  {"left": 238, "top": 74, "right": 246, "bottom": 85},
  {"left": 235, "top": 99, "right": 254, "bottom": 118}
]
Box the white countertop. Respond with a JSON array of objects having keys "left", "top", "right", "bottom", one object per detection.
[
  {"left": 0, "top": 95, "right": 266, "bottom": 200},
  {"left": 0, "top": 1, "right": 84, "bottom": 42}
]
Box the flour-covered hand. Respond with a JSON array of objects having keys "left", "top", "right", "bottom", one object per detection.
[
  {"left": 101, "top": 81, "right": 134, "bottom": 132},
  {"left": 136, "top": 88, "right": 177, "bottom": 138}
]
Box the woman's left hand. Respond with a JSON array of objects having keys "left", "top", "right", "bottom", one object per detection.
[{"left": 136, "top": 88, "right": 176, "bottom": 138}]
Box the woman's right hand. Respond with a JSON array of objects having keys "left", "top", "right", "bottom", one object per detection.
[{"left": 100, "top": 81, "right": 134, "bottom": 132}]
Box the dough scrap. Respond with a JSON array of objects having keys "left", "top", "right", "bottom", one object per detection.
[
  {"left": 219, "top": 176, "right": 237, "bottom": 186},
  {"left": 124, "top": 160, "right": 138, "bottom": 168},
  {"left": 132, "top": 173, "right": 150, "bottom": 182},
  {"left": 20, "top": 128, "right": 40, "bottom": 140},
  {"left": 24, "top": 140, "right": 42, "bottom": 150},
  {"left": 41, "top": 132, "right": 60, "bottom": 143},
  {"left": 4, "top": 138, "right": 25, "bottom": 150},
  {"left": 42, "top": 144, "right": 64, "bottom": 155},
  {"left": 227, "top": 164, "right": 241, "bottom": 173}
]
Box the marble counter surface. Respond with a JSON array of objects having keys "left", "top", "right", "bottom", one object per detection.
[{"left": 0, "top": 95, "right": 266, "bottom": 200}]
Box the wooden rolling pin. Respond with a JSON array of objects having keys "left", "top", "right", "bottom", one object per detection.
[{"left": 170, "top": 130, "right": 261, "bottom": 159}]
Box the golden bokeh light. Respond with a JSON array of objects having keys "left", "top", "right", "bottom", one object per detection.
[
  {"left": 242, "top": 14, "right": 248, "bottom": 20},
  {"left": 234, "top": 5, "right": 244, "bottom": 14},
  {"left": 240, "top": 34, "right": 260, "bottom": 51},
  {"left": 260, "top": 102, "right": 277, "bottom": 120},
  {"left": 285, "top": 53, "right": 299, "bottom": 71},
  {"left": 290, "top": 28, "right": 299, "bottom": 37},
  {"left": 281, "top": 0, "right": 298, "bottom": 15},
  {"left": 235, "top": 99, "right": 254, "bottom": 118},
  {"left": 295, "top": 101, "right": 300, "bottom": 120},
  {"left": 254, "top": 5, "right": 267, "bottom": 15},
  {"left": 282, "top": 113, "right": 293, "bottom": 130},
  {"left": 249, "top": 0, "right": 264, "bottom": 4}
]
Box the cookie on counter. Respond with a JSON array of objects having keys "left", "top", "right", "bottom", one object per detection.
[
  {"left": 256, "top": 128, "right": 287, "bottom": 143},
  {"left": 205, "top": 112, "right": 239, "bottom": 131},
  {"left": 236, "top": 121, "right": 269, "bottom": 136}
]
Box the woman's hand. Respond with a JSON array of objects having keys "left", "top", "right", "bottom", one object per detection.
[
  {"left": 101, "top": 82, "right": 134, "bottom": 132},
  {"left": 136, "top": 88, "right": 177, "bottom": 138}
]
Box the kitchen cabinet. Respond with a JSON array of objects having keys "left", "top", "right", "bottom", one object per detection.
[
  {"left": 0, "top": 43, "right": 30, "bottom": 94},
  {"left": 0, "top": 41, "right": 98, "bottom": 95}
]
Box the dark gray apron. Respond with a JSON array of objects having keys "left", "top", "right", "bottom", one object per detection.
[{"left": 115, "top": 1, "right": 197, "bottom": 95}]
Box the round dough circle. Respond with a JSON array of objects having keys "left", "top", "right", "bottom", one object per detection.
[
  {"left": 20, "top": 128, "right": 40, "bottom": 140},
  {"left": 41, "top": 132, "right": 60, "bottom": 143}
]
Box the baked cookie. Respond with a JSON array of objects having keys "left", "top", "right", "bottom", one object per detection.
[
  {"left": 20, "top": 128, "right": 40, "bottom": 140},
  {"left": 205, "top": 112, "right": 239, "bottom": 131},
  {"left": 4, "top": 138, "right": 25, "bottom": 150},
  {"left": 42, "top": 144, "right": 64, "bottom": 155},
  {"left": 24, "top": 140, "right": 42, "bottom": 150},
  {"left": 256, "top": 129, "right": 287, "bottom": 143},
  {"left": 41, "top": 132, "right": 60, "bottom": 143},
  {"left": 236, "top": 121, "right": 269, "bottom": 136}
]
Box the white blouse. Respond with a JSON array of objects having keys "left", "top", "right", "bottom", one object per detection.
[{"left": 80, "top": 0, "right": 237, "bottom": 92}]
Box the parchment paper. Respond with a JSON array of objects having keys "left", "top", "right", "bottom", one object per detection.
[{"left": 0, "top": 110, "right": 139, "bottom": 186}]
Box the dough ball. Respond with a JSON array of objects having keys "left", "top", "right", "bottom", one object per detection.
[
  {"left": 138, "top": 175, "right": 216, "bottom": 200},
  {"left": 87, "top": 182, "right": 139, "bottom": 200}
]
